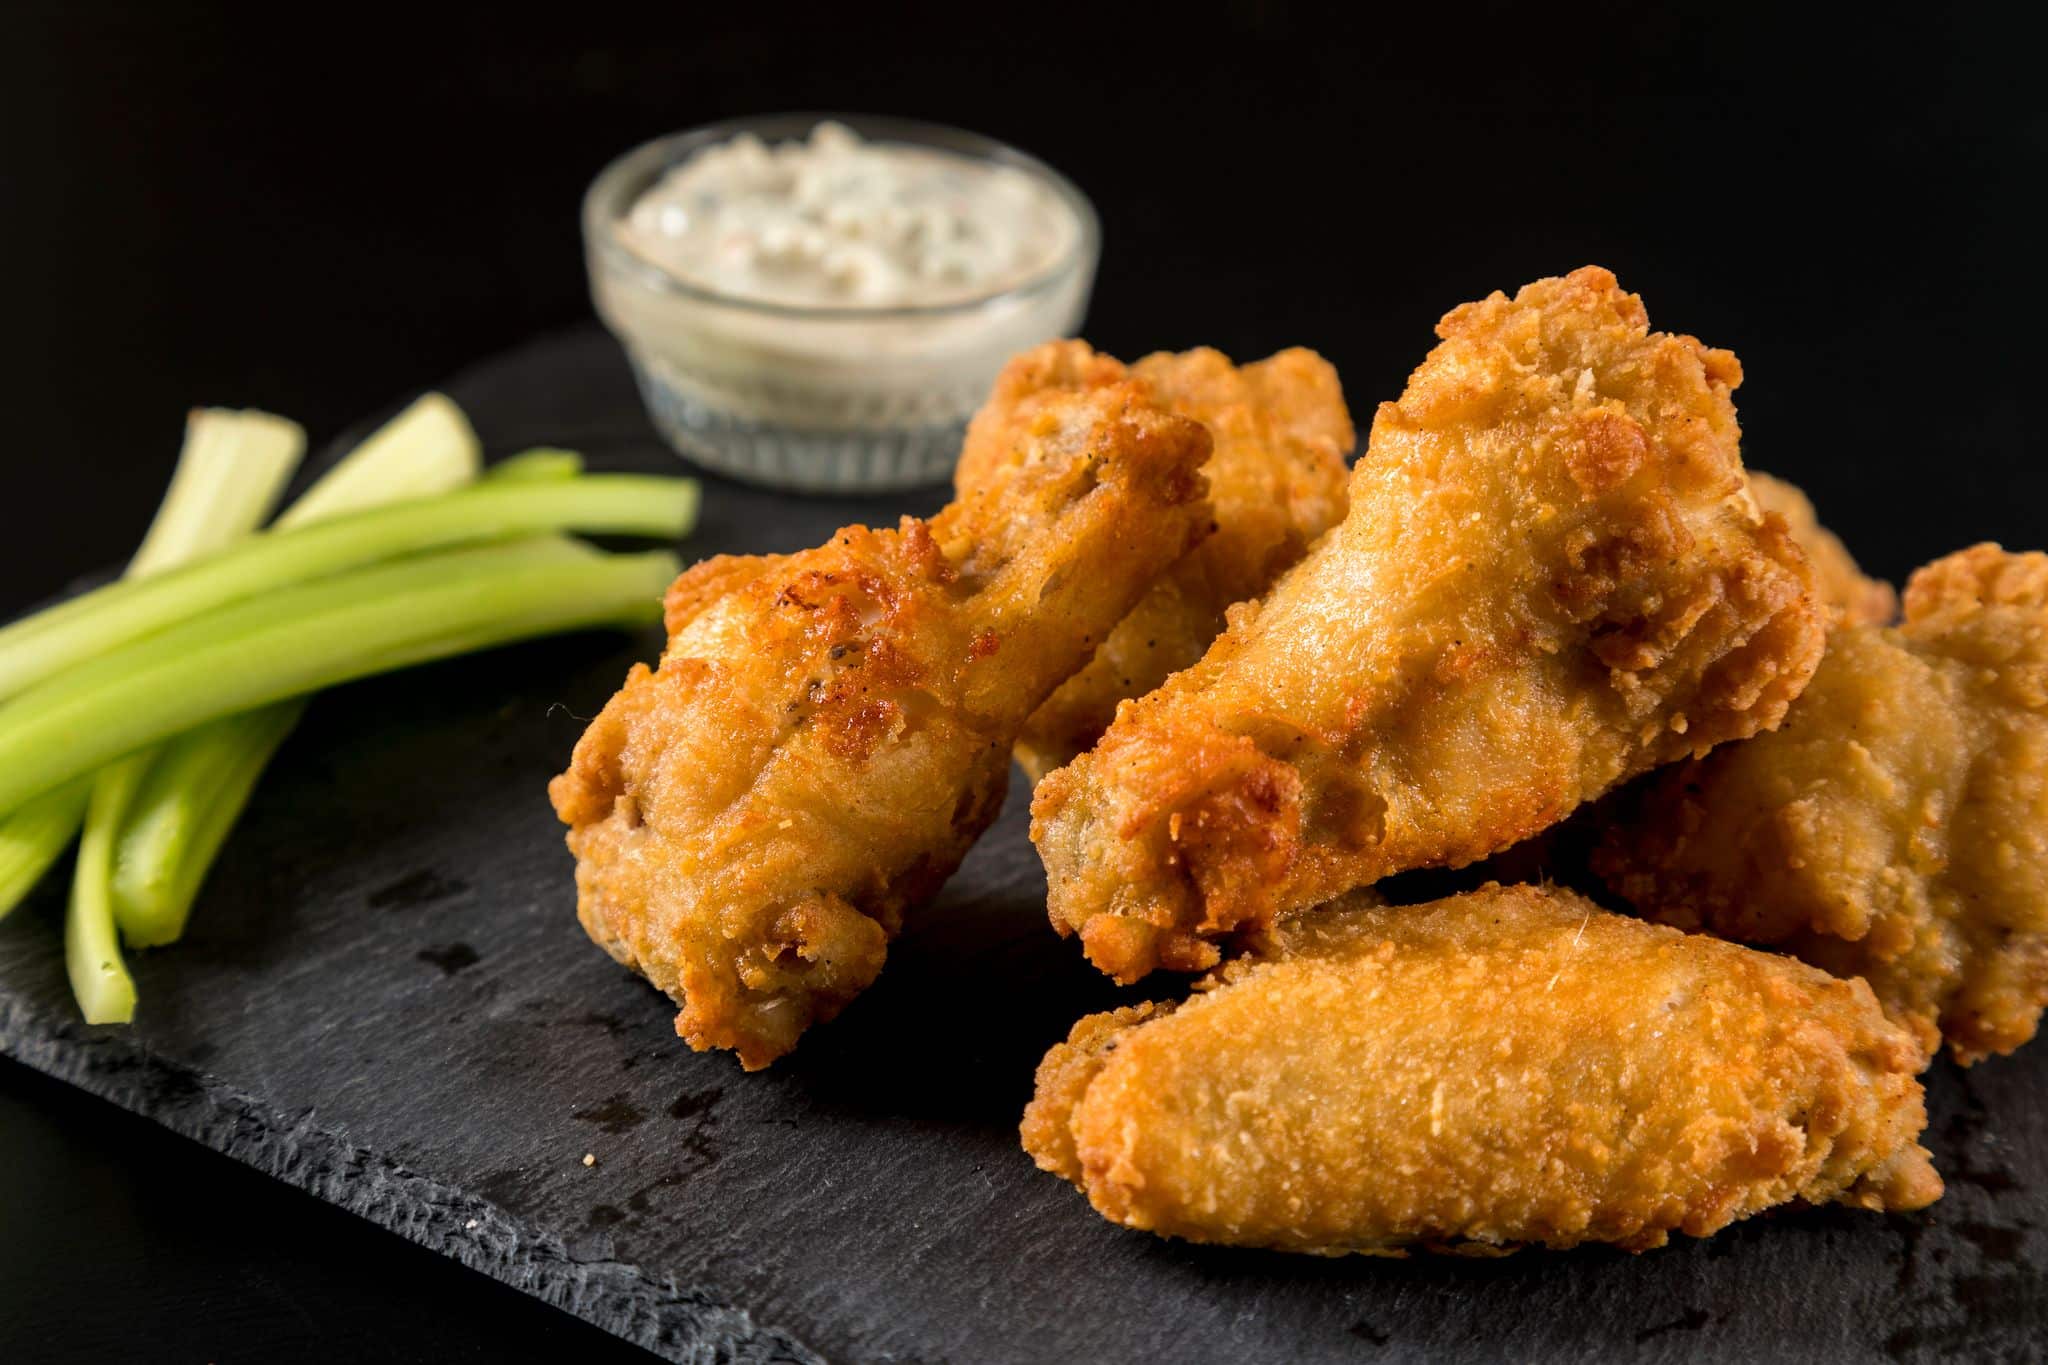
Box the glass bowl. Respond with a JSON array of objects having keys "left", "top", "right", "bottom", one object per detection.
[{"left": 583, "top": 114, "right": 1099, "bottom": 494}]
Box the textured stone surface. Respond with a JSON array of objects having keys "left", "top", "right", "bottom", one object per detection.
[{"left": 1, "top": 329, "right": 2043, "bottom": 1363}]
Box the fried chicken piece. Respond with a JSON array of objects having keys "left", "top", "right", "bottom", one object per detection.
[
  {"left": 1750, "top": 470, "right": 1897, "bottom": 626},
  {"left": 1474, "top": 475, "right": 1884, "bottom": 897},
  {"left": 1021, "top": 883, "right": 1941, "bottom": 1254},
  {"left": 1032, "top": 267, "right": 1827, "bottom": 981},
  {"left": 550, "top": 385, "right": 1212, "bottom": 1068},
  {"left": 1595, "top": 544, "right": 2048, "bottom": 1064},
  {"left": 955, "top": 341, "right": 1353, "bottom": 782}
]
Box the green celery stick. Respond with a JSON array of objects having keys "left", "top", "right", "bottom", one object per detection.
[
  {"left": 5, "top": 540, "right": 603, "bottom": 733},
  {"left": 272, "top": 393, "right": 480, "bottom": 529},
  {"left": 66, "top": 762, "right": 147, "bottom": 1023},
  {"left": 127, "top": 409, "right": 305, "bottom": 575},
  {"left": 0, "top": 782, "right": 91, "bottom": 921},
  {"left": 0, "top": 542, "right": 679, "bottom": 816},
  {"left": 111, "top": 703, "right": 306, "bottom": 945},
  {"left": 485, "top": 449, "right": 586, "bottom": 482},
  {"left": 0, "top": 474, "right": 699, "bottom": 702}
]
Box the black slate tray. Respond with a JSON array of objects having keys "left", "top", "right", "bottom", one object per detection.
[{"left": 2, "top": 329, "right": 2042, "bottom": 1364}]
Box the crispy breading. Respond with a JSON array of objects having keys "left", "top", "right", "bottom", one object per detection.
[
  {"left": 550, "top": 385, "right": 1213, "bottom": 1068},
  {"left": 1750, "top": 470, "right": 1897, "bottom": 626},
  {"left": 1021, "top": 884, "right": 1941, "bottom": 1254},
  {"left": 955, "top": 341, "right": 1353, "bottom": 781},
  {"left": 1031, "top": 267, "right": 1827, "bottom": 982},
  {"left": 1596, "top": 543, "right": 2048, "bottom": 1064}
]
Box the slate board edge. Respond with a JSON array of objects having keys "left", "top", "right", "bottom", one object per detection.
[{"left": 0, "top": 995, "right": 824, "bottom": 1365}]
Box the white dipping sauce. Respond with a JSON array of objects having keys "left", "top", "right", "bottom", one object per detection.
[
  {"left": 589, "top": 120, "right": 1094, "bottom": 476},
  {"left": 617, "top": 121, "right": 1079, "bottom": 309}
]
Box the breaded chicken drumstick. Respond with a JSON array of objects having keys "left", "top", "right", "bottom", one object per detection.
[
  {"left": 955, "top": 341, "right": 1353, "bottom": 782},
  {"left": 1471, "top": 470, "right": 1893, "bottom": 888},
  {"left": 551, "top": 384, "right": 1213, "bottom": 1067},
  {"left": 1597, "top": 544, "right": 2048, "bottom": 1065},
  {"left": 1022, "top": 883, "right": 1941, "bottom": 1254},
  {"left": 1032, "top": 267, "right": 1826, "bottom": 981}
]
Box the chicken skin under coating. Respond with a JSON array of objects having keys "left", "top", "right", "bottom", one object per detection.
[
  {"left": 1021, "top": 883, "right": 1942, "bottom": 1255},
  {"left": 954, "top": 341, "right": 1354, "bottom": 783},
  {"left": 1750, "top": 470, "right": 1897, "bottom": 626},
  {"left": 549, "top": 385, "right": 1213, "bottom": 1068},
  {"left": 1032, "top": 267, "right": 1827, "bottom": 982},
  {"left": 1596, "top": 544, "right": 2048, "bottom": 1065}
]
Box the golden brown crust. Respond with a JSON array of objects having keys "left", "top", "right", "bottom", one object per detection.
[
  {"left": 1750, "top": 471, "right": 1897, "bottom": 626},
  {"left": 1020, "top": 1001, "right": 1174, "bottom": 1185},
  {"left": 1596, "top": 543, "right": 2048, "bottom": 1064},
  {"left": 1021, "top": 884, "right": 1940, "bottom": 1255},
  {"left": 661, "top": 553, "right": 784, "bottom": 639},
  {"left": 551, "top": 384, "right": 1213, "bottom": 1067},
  {"left": 956, "top": 341, "right": 1353, "bottom": 782},
  {"left": 1032, "top": 267, "right": 1827, "bottom": 982}
]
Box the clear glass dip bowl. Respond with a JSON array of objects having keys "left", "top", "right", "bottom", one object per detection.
[{"left": 584, "top": 114, "right": 1099, "bottom": 493}]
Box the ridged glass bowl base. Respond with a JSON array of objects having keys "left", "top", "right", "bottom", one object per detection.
[{"left": 629, "top": 358, "right": 963, "bottom": 494}]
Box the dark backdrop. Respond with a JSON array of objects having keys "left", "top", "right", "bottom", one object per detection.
[{"left": 0, "top": 4, "right": 2037, "bottom": 1360}]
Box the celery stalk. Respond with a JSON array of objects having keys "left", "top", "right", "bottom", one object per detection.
[
  {"left": 82, "top": 756, "right": 155, "bottom": 930},
  {"left": 128, "top": 409, "right": 305, "bottom": 576},
  {"left": 110, "top": 703, "right": 305, "bottom": 945},
  {"left": 0, "top": 475, "right": 699, "bottom": 702},
  {"left": 273, "top": 393, "right": 480, "bottom": 529},
  {"left": 108, "top": 394, "right": 485, "bottom": 945},
  {"left": 5, "top": 539, "right": 602, "bottom": 729},
  {"left": 0, "top": 782, "right": 91, "bottom": 920},
  {"left": 485, "top": 449, "right": 586, "bottom": 483},
  {"left": 66, "top": 762, "right": 145, "bottom": 1023},
  {"left": 0, "top": 542, "right": 679, "bottom": 816}
]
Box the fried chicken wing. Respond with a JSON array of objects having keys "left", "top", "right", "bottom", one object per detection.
[
  {"left": 550, "top": 385, "right": 1213, "bottom": 1067},
  {"left": 1021, "top": 883, "right": 1941, "bottom": 1254},
  {"left": 1750, "top": 470, "right": 1897, "bottom": 626},
  {"left": 955, "top": 341, "right": 1353, "bottom": 781},
  {"left": 1032, "top": 267, "right": 1827, "bottom": 981},
  {"left": 1596, "top": 544, "right": 2048, "bottom": 1064}
]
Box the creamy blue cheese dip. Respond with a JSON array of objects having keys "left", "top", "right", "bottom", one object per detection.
[{"left": 616, "top": 121, "right": 1080, "bottom": 310}]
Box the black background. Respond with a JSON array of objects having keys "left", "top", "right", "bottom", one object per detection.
[{"left": 0, "top": 3, "right": 2037, "bottom": 1360}]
